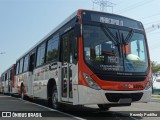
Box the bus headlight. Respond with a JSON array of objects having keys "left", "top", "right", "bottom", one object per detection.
[
  {"left": 83, "top": 73, "right": 101, "bottom": 90},
  {"left": 145, "top": 77, "right": 153, "bottom": 90}
]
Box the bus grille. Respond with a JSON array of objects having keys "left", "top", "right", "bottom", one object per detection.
[
  {"left": 96, "top": 74, "right": 146, "bottom": 82},
  {"left": 105, "top": 93, "right": 143, "bottom": 102}
]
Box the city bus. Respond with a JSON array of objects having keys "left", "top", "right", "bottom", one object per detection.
[
  {"left": 14, "top": 9, "right": 152, "bottom": 110},
  {"left": 0, "top": 64, "right": 15, "bottom": 94}
]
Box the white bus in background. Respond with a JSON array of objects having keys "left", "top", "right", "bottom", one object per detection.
[
  {"left": 0, "top": 65, "right": 15, "bottom": 94},
  {"left": 0, "top": 77, "right": 2, "bottom": 93}
]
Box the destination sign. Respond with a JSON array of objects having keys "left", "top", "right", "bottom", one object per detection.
[
  {"left": 100, "top": 16, "right": 124, "bottom": 26},
  {"left": 82, "top": 10, "right": 144, "bottom": 30}
]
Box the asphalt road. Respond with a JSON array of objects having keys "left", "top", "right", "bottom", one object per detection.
[
  {"left": 0, "top": 94, "right": 160, "bottom": 120},
  {"left": 0, "top": 94, "right": 77, "bottom": 120}
]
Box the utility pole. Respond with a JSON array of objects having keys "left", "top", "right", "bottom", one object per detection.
[{"left": 92, "top": 0, "right": 116, "bottom": 13}]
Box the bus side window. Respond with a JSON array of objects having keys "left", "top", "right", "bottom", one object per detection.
[
  {"left": 16, "top": 62, "right": 20, "bottom": 75},
  {"left": 29, "top": 53, "right": 35, "bottom": 72},
  {"left": 5, "top": 73, "right": 7, "bottom": 81},
  {"left": 36, "top": 43, "right": 46, "bottom": 67},
  {"left": 61, "top": 34, "right": 69, "bottom": 63},
  {"left": 23, "top": 55, "right": 29, "bottom": 72}
]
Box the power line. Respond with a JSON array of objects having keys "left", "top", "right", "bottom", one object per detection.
[
  {"left": 92, "top": 0, "right": 116, "bottom": 12},
  {"left": 144, "top": 20, "right": 160, "bottom": 25},
  {"left": 116, "top": 0, "right": 129, "bottom": 5},
  {"left": 145, "top": 23, "right": 160, "bottom": 33},
  {"left": 115, "top": 0, "right": 154, "bottom": 14},
  {"left": 139, "top": 12, "right": 160, "bottom": 20}
]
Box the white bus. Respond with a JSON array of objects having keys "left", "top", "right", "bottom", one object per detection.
[
  {"left": 1, "top": 64, "right": 15, "bottom": 94},
  {"left": 14, "top": 9, "right": 152, "bottom": 110}
]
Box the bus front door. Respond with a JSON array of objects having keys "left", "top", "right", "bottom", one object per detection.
[{"left": 59, "top": 30, "right": 74, "bottom": 103}]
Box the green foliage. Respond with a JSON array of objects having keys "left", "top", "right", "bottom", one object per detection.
[
  {"left": 151, "top": 61, "right": 160, "bottom": 73},
  {"left": 46, "top": 49, "right": 58, "bottom": 62}
]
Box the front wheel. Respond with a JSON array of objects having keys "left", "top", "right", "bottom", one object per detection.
[
  {"left": 50, "top": 86, "right": 62, "bottom": 109},
  {"left": 98, "top": 104, "right": 110, "bottom": 111}
]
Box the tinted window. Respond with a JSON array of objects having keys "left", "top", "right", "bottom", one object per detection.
[
  {"left": 36, "top": 43, "right": 46, "bottom": 67},
  {"left": 8, "top": 70, "right": 11, "bottom": 80},
  {"left": 61, "top": 34, "right": 69, "bottom": 62},
  {"left": 123, "top": 32, "right": 148, "bottom": 72},
  {"left": 23, "top": 55, "right": 29, "bottom": 72},
  {"left": 83, "top": 25, "right": 123, "bottom": 72},
  {"left": 5, "top": 73, "right": 7, "bottom": 81},
  {"left": 16, "top": 62, "right": 20, "bottom": 75},
  {"left": 46, "top": 36, "right": 59, "bottom": 62},
  {"left": 19, "top": 58, "right": 24, "bottom": 73}
]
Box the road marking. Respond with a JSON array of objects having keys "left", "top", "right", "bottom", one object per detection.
[
  {"left": 0, "top": 96, "right": 11, "bottom": 97},
  {"left": 17, "top": 98, "right": 86, "bottom": 120}
]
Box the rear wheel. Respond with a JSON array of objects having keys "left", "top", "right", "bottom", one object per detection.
[{"left": 98, "top": 104, "right": 110, "bottom": 111}]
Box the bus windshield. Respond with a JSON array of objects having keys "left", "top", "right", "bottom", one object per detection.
[
  {"left": 121, "top": 30, "right": 148, "bottom": 73},
  {"left": 83, "top": 25, "right": 148, "bottom": 73}
]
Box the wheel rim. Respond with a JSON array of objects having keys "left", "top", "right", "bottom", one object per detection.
[{"left": 52, "top": 90, "right": 58, "bottom": 109}]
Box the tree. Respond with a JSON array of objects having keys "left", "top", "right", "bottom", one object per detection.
[
  {"left": 150, "top": 61, "right": 160, "bottom": 94},
  {"left": 151, "top": 61, "right": 160, "bottom": 74}
]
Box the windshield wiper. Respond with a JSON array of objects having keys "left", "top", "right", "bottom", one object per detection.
[
  {"left": 100, "top": 24, "right": 120, "bottom": 46},
  {"left": 100, "top": 23, "right": 121, "bottom": 57},
  {"left": 124, "top": 29, "right": 134, "bottom": 45}
]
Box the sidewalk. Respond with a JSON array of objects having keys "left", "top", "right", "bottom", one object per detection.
[{"left": 152, "top": 95, "right": 160, "bottom": 99}]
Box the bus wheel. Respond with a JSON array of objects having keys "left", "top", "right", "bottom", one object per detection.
[
  {"left": 98, "top": 104, "right": 110, "bottom": 111},
  {"left": 21, "top": 85, "right": 24, "bottom": 100},
  {"left": 51, "top": 86, "right": 59, "bottom": 109}
]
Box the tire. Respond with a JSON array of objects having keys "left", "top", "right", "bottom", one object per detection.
[
  {"left": 50, "top": 86, "right": 60, "bottom": 109},
  {"left": 98, "top": 104, "right": 110, "bottom": 111}
]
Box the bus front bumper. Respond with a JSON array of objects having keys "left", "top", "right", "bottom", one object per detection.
[{"left": 77, "top": 85, "right": 152, "bottom": 105}]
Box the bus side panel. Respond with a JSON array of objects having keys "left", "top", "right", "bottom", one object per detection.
[
  {"left": 11, "top": 65, "right": 16, "bottom": 94},
  {"left": 33, "top": 63, "right": 58, "bottom": 99},
  {"left": 15, "top": 72, "right": 34, "bottom": 97},
  {"left": 26, "top": 72, "right": 33, "bottom": 96},
  {"left": 72, "top": 63, "right": 79, "bottom": 105},
  {"left": 0, "top": 80, "right": 2, "bottom": 93},
  {"left": 4, "top": 79, "right": 8, "bottom": 93},
  {"left": 14, "top": 76, "right": 19, "bottom": 94},
  {"left": 15, "top": 74, "right": 27, "bottom": 95}
]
